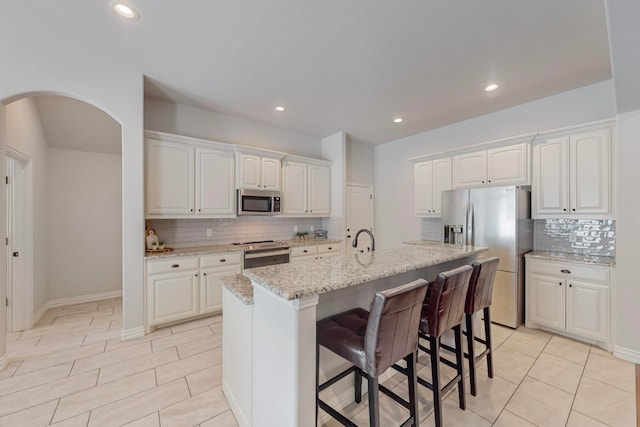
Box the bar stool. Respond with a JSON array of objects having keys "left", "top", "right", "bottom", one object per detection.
[
  {"left": 416, "top": 265, "right": 472, "bottom": 427},
  {"left": 463, "top": 257, "right": 499, "bottom": 396},
  {"left": 316, "top": 279, "right": 428, "bottom": 427}
]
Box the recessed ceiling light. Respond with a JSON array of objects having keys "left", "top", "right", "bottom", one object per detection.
[
  {"left": 275, "top": 106, "right": 286, "bottom": 112},
  {"left": 393, "top": 118, "right": 403, "bottom": 124},
  {"left": 113, "top": 3, "right": 139, "bottom": 19},
  {"left": 485, "top": 84, "right": 499, "bottom": 92}
]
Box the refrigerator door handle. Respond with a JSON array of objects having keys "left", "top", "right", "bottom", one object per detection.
[{"left": 467, "top": 202, "right": 474, "bottom": 246}]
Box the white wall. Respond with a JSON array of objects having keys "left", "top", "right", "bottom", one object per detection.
[
  {"left": 373, "top": 80, "right": 616, "bottom": 249},
  {"left": 612, "top": 109, "right": 640, "bottom": 360},
  {"left": 47, "top": 148, "right": 122, "bottom": 300},
  {"left": 5, "top": 98, "right": 50, "bottom": 313},
  {"left": 144, "top": 97, "right": 322, "bottom": 158},
  {"left": 0, "top": 41, "right": 144, "bottom": 341},
  {"left": 346, "top": 136, "right": 374, "bottom": 186}
]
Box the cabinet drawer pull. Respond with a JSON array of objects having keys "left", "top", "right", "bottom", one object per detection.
[
  {"left": 203, "top": 273, "right": 207, "bottom": 276},
  {"left": 328, "top": 247, "right": 332, "bottom": 250},
  {"left": 219, "top": 259, "right": 226, "bottom": 263},
  {"left": 303, "top": 250, "right": 308, "bottom": 253},
  {"left": 561, "top": 269, "right": 571, "bottom": 274},
  {"left": 171, "top": 264, "right": 180, "bottom": 268}
]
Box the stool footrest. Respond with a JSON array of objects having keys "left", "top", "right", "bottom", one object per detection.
[
  {"left": 379, "top": 384, "right": 411, "bottom": 411},
  {"left": 319, "top": 366, "right": 357, "bottom": 392},
  {"left": 318, "top": 399, "right": 358, "bottom": 427}
]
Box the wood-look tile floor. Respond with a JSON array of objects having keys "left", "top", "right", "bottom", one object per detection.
[
  {"left": 0, "top": 298, "right": 636, "bottom": 426},
  {"left": 0, "top": 299, "right": 234, "bottom": 426}
]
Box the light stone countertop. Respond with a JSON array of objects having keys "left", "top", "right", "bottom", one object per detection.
[
  {"left": 525, "top": 251, "right": 616, "bottom": 267},
  {"left": 243, "top": 244, "right": 487, "bottom": 300},
  {"left": 220, "top": 274, "right": 254, "bottom": 305},
  {"left": 144, "top": 238, "right": 342, "bottom": 259}
]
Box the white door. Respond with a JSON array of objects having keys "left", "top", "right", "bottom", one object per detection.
[
  {"left": 196, "top": 147, "right": 235, "bottom": 216},
  {"left": 148, "top": 271, "right": 199, "bottom": 326},
  {"left": 528, "top": 273, "right": 565, "bottom": 330},
  {"left": 345, "top": 185, "right": 374, "bottom": 256},
  {"left": 146, "top": 139, "right": 194, "bottom": 215},
  {"left": 487, "top": 143, "right": 528, "bottom": 186},
  {"left": 452, "top": 151, "right": 487, "bottom": 188},
  {"left": 432, "top": 158, "right": 452, "bottom": 216},
  {"left": 308, "top": 164, "right": 330, "bottom": 216},
  {"left": 201, "top": 264, "right": 242, "bottom": 314},
  {"left": 566, "top": 280, "right": 609, "bottom": 342},
  {"left": 414, "top": 161, "right": 433, "bottom": 216},
  {"left": 570, "top": 130, "right": 611, "bottom": 215},
  {"left": 533, "top": 138, "right": 569, "bottom": 217},
  {"left": 6, "top": 156, "right": 28, "bottom": 332},
  {"left": 282, "top": 161, "right": 308, "bottom": 215},
  {"left": 238, "top": 153, "right": 262, "bottom": 189},
  {"left": 261, "top": 157, "right": 281, "bottom": 191}
]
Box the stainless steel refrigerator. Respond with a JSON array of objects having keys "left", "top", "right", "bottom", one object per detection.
[{"left": 442, "top": 186, "right": 532, "bottom": 328}]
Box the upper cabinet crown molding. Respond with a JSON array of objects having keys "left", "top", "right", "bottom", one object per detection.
[{"left": 233, "top": 145, "right": 287, "bottom": 160}]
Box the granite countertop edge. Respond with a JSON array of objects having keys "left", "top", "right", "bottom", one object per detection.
[
  {"left": 244, "top": 245, "right": 487, "bottom": 301},
  {"left": 525, "top": 251, "right": 616, "bottom": 267},
  {"left": 220, "top": 274, "right": 254, "bottom": 305}
]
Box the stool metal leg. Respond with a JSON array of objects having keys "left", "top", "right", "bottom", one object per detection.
[
  {"left": 453, "top": 325, "right": 466, "bottom": 410},
  {"left": 465, "top": 314, "right": 477, "bottom": 396},
  {"left": 430, "top": 336, "right": 443, "bottom": 427},
  {"left": 484, "top": 307, "right": 493, "bottom": 378},
  {"left": 367, "top": 375, "right": 381, "bottom": 427},
  {"left": 354, "top": 368, "right": 362, "bottom": 403},
  {"left": 406, "top": 352, "right": 419, "bottom": 427}
]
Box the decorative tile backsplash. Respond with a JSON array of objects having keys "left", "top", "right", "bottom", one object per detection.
[
  {"left": 422, "top": 218, "right": 443, "bottom": 242},
  {"left": 534, "top": 219, "right": 615, "bottom": 257},
  {"left": 150, "top": 217, "right": 325, "bottom": 248}
]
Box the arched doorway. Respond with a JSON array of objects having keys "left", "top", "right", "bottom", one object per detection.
[{"left": 4, "top": 95, "right": 122, "bottom": 333}]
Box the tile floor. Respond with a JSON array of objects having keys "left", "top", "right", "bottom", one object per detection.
[{"left": 0, "top": 298, "right": 636, "bottom": 426}]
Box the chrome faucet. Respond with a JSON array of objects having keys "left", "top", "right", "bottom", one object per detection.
[{"left": 352, "top": 229, "right": 375, "bottom": 252}]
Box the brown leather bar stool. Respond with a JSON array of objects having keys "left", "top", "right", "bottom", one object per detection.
[
  {"left": 316, "top": 279, "right": 428, "bottom": 427},
  {"left": 416, "top": 265, "right": 472, "bottom": 427},
  {"left": 463, "top": 257, "right": 499, "bottom": 396}
]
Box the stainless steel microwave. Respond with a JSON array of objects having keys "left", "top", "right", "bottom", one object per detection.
[{"left": 237, "top": 189, "right": 281, "bottom": 215}]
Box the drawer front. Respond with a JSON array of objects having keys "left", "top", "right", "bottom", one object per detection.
[
  {"left": 200, "top": 252, "right": 242, "bottom": 268},
  {"left": 291, "top": 246, "right": 317, "bottom": 257},
  {"left": 527, "top": 259, "right": 610, "bottom": 284},
  {"left": 317, "top": 243, "right": 340, "bottom": 255},
  {"left": 147, "top": 257, "right": 199, "bottom": 274}
]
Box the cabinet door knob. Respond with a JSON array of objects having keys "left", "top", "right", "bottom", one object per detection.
[
  {"left": 488, "top": 180, "right": 491, "bottom": 183},
  {"left": 190, "top": 209, "right": 194, "bottom": 212},
  {"left": 561, "top": 269, "right": 571, "bottom": 274},
  {"left": 198, "top": 209, "right": 201, "bottom": 212},
  {"left": 558, "top": 282, "right": 563, "bottom": 286},
  {"left": 195, "top": 273, "right": 198, "bottom": 277},
  {"left": 203, "top": 273, "right": 206, "bottom": 276},
  {"left": 482, "top": 180, "right": 485, "bottom": 184},
  {"left": 569, "top": 284, "right": 572, "bottom": 287},
  {"left": 171, "top": 264, "right": 180, "bottom": 268},
  {"left": 572, "top": 208, "right": 576, "bottom": 212},
  {"left": 563, "top": 208, "right": 567, "bottom": 212}
]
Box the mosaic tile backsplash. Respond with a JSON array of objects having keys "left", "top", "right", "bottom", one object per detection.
[
  {"left": 422, "top": 218, "right": 615, "bottom": 257},
  {"left": 534, "top": 219, "right": 615, "bottom": 257}
]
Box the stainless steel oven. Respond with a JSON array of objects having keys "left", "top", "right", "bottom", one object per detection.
[
  {"left": 237, "top": 189, "right": 281, "bottom": 215},
  {"left": 233, "top": 240, "right": 290, "bottom": 269}
]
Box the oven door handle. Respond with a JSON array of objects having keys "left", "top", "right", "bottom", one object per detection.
[{"left": 244, "top": 249, "right": 291, "bottom": 259}]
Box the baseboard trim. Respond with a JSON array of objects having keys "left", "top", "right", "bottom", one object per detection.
[
  {"left": 223, "top": 381, "right": 250, "bottom": 427},
  {"left": 613, "top": 345, "right": 640, "bottom": 364},
  {"left": 32, "top": 290, "right": 123, "bottom": 326},
  {"left": 0, "top": 353, "right": 8, "bottom": 372},
  {"left": 121, "top": 326, "right": 145, "bottom": 341}
]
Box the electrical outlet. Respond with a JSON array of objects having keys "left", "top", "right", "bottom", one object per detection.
[
  {"left": 293, "top": 225, "right": 298, "bottom": 233},
  {"left": 206, "top": 228, "right": 213, "bottom": 237}
]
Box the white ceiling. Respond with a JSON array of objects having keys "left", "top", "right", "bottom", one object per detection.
[{"left": 5, "top": 1, "right": 612, "bottom": 145}]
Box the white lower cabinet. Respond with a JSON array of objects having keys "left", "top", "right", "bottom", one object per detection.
[
  {"left": 290, "top": 243, "right": 341, "bottom": 262},
  {"left": 147, "top": 252, "right": 242, "bottom": 327},
  {"left": 526, "top": 257, "right": 611, "bottom": 344}
]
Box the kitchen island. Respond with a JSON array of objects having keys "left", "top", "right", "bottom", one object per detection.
[{"left": 223, "top": 243, "right": 487, "bottom": 427}]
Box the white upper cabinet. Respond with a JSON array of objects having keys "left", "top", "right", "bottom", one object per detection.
[
  {"left": 196, "top": 147, "right": 235, "bottom": 216},
  {"left": 414, "top": 158, "right": 451, "bottom": 217},
  {"left": 146, "top": 137, "right": 195, "bottom": 216},
  {"left": 533, "top": 128, "right": 612, "bottom": 219},
  {"left": 487, "top": 144, "right": 529, "bottom": 186},
  {"left": 145, "top": 131, "right": 236, "bottom": 219},
  {"left": 452, "top": 151, "right": 487, "bottom": 188},
  {"left": 453, "top": 143, "right": 529, "bottom": 189},
  {"left": 282, "top": 156, "right": 331, "bottom": 216},
  {"left": 235, "top": 147, "right": 285, "bottom": 191}
]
